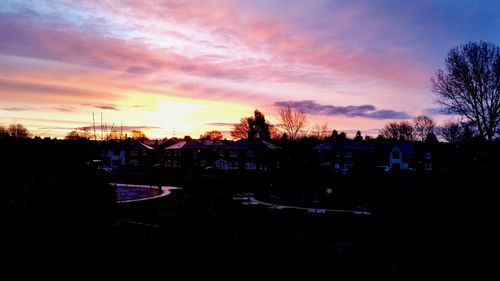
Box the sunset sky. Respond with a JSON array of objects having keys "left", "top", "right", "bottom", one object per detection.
[{"left": 1, "top": 0, "right": 500, "bottom": 139}]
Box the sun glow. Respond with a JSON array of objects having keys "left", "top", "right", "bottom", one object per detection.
[{"left": 146, "top": 101, "right": 204, "bottom": 138}]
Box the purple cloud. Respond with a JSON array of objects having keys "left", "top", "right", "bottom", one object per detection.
[{"left": 274, "top": 100, "right": 410, "bottom": 120}]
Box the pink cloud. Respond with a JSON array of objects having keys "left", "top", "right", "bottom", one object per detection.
[{"left": 51, "top": 0, "right": 429, "bottom": 86}]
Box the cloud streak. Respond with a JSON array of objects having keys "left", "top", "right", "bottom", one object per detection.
[
  {"left": 274, "top": 100, "right": 410, "bottom": 120},
  {"left": 83, "top": 104, "right": 120, "bottom": 111},
  {"left": 205, "top": 122, "right": 237, "bottom": 127},
  {"left": 1, "top": 106, "right": 34, "bottom": 111}
]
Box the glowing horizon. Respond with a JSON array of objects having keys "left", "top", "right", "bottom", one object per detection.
[{"left": 1, "top": 1, "right": 500, "bottom": 139}]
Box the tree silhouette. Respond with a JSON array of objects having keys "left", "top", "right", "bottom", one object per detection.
[
  {"left": 338, "top": 131, "right": 347, "bottom": 141},
  {"left": 65, "top": 131, "right": 83, "bottom": 140},
  {"left": 380, "top": 121, "right": 414, "bottom": 140},
  {"left": 0, "top": 126, "right": 7, "bottom": 138},
  {"left": 413, "top": 115, "right": 436, "bottom": 142},
  {"left": 231, "top": 110, "right": 273, "bottom": 140},
  {"left": 330, "top": 130, "right": 339, "bottom": 139},
  {"left": 425, "top": 132, "right": 438, "bottom": 144},
  {"left": 6, "top": 123, "right": 31, "bottom": 138},
  {"left": 65, "top": 127, "right": 91, "bottom": 140},
  {"left": 231, "top": 117, "right": 251, "bottom": 139},
  {"left": 278, "top": 106, "right": 308, "bottom": 140},
  {"left": 354, "top": 130, "right": 363, "bottom": 141},
  {"left": 310, "top": 122, "right": 329, "bottom": 140},
  {"left": 439, "top": 119, "right": 463, "bottom": 143},
  {"left": 130, "top": 130, "right": 148, "bottom": 140},
  {"left": 201, "top": 130, "right": 223, "bottom": 140},
  {"left": 432, "top": 41, "right": 500, "bottom": 142}
]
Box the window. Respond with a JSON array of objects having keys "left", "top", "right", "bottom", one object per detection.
[
  {"left": 344, "top": 151, "right": 352, "bottom": 158},
  {"left": 425, "top": 152, "right": 432, "bottom": 160},
  {"left": 425, "top": 163, "right": 432, "bottom": 171},
  {"left": 229, "top": 150, "right": 238, "bottom": 158},
  {"left": 392, "top": 151, "right": 400, "bottom": 159},
  {"left": 334, "top": 163, "right": 340, "bottom": 169},
  {"left": 130, "top": 150, "right": 138, "bottom": 157},
  {"left": 216, "top": 160, "right": 227, "bottom": 170},
  {"left": 247, "top": 151, "right": 254, "bottom": 158},
  {"left": 200, "top": 160, "right": 206, "bottom": 167},
  {"left": 166, "top": 160, "right": 172, "bottom": 167},
  {"left": 228, "top": 161, "right": 239, "bottom": 169},
  {"left": 246, "top": 162, "right": 257, "bottom": 170},
  {"left": 129, "top": 159, "right": 139, "bottom": 166},
  {"left": 193, "top": 151, "right": 198, "bottom": 159},
  {"left": 173, "top": 160, "right": 178, "bottom": 167}
]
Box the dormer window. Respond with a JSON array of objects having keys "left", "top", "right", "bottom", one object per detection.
[{"left": 392, "top": 151, "right": 400, "bottom": 159}]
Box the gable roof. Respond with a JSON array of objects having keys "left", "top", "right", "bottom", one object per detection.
[
  {"left": 393, "top": 142, "right": 414, "bottom": 155},
  {"left": 165, "top": 139, "right": 226, "bottom": 150},
  {"left": 225, "top": 139, "right": 281, "bottom": 150},
  {"left": 314, "top": 140, "right": 372, "bottom": 150}
]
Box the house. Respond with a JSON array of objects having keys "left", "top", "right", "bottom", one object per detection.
[
  {"left": 216, "top": 139, "right": 281, "bottom": 172},
  {"left": 314, "top": 140, "right": 374, "bottom": 174},
  {"left": 103, "top": 139, "right": 153, "bottom": 169},
  {"left": 164, "top": 139, "right": 225, "bottom": 170},
  {"left": 389, "top": 143, "right": 414, "bottom": 170}
]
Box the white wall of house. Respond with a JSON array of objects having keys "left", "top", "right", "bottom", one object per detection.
[{"left": 389, "top": 146, "right": 409, "bottom": 169}]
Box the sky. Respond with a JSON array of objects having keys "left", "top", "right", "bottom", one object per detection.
[{"left": 1, "top": 0, "right": 500, "bottom": 139}]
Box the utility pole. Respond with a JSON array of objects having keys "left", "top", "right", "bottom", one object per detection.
[{"left": 92, "top": 112, "right": 97, "bottom": 141}]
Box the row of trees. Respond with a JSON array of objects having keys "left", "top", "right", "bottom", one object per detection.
[
  {"left": 379, "top": 115, "right": 436, "bottom": 142},
  {"left": 0, "top": 124, "right": 31, "bottom": 138}
]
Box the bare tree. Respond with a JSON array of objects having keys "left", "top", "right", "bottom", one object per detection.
[
  {"left": 438, "top": 119, "right": 464, "bottom": 143},
  {"left": 380, "top": 122, "right": 400, "bottom": 139},
  {"left": 398, "top": 121, "right": 414, "bottom": 141},
  {"left": 231, "top": 117, "right": 251, "bottom": 139},
  {"left": 413, "top": 115, "right": 436, "bottom": 142},
  {"left": 278, "top": 106, "right": 308, "bottom": 140},
  {"left": 310, "top": 122, "right": 330, "bottom": 140},
  {"left": 201, "top": 130, "right": 223, "bottom": 140},
  {"left": 432, "top": 41, "right": 500, "bottom": 142},
  {"left": 379, "top": 121, "right": 414, "bottom": 140},
  {"left": 65, "top": 128, "right": 91, "bottom": 140},
  {"left": 7, "top": 123, "right": 31, "bottom": 138},
  {"left": 0, "top": 126, "right": 7, "bottom": 137},
  {"left": 130, "top": 130, "right": 148, "bottom": 140}
]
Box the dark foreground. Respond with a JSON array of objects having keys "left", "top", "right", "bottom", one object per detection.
[{"left": 1, "top": 139, "right": 498, "bottom": 277}]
